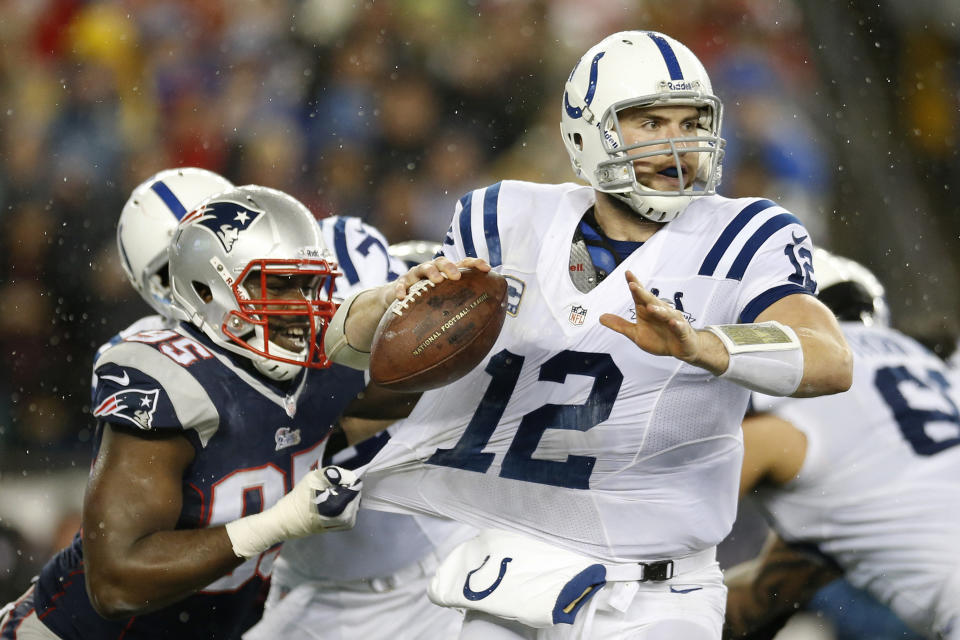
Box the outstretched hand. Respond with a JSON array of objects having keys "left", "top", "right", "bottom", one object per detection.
[{"left": 599, "top": 270, "right": 704, "bottom": 365}]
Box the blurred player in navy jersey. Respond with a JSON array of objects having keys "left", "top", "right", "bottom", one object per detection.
[
  {"left": 244, "top": 239, "right": 473, "bottom": 640},
  {"left": 322, "top": 30, "right": 852, "bottom": 639},
  {"left": 0, "top": 183, "right": 365, "bottom": 640},
  {"left": 725, "top": 249, "right": 960, "bottom": 640}
]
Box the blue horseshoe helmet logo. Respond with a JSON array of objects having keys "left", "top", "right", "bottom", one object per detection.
[{"left": 564, "top": 52, "right": 605, "bottom": 119}]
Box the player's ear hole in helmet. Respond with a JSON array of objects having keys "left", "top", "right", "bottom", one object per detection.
[{"left": 169, "top": 185, "right": 342, "bottom": 381}]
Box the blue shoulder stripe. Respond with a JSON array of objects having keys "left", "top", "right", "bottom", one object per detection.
[
  {"left": 333, "top": 217, "right": 359, "bottom": 285},
  {"left": 726, "top": 213, "right": 804, "bottom": 281},
  {"left": 740, "top": 284, "right": 813, "bottom": 323},
  {"left": 698, "top": 199, "right": 777, "bottom": 277},
  {"left": 458, "top": 192, "right": 477, "bottom": 258},
  {"left": 150, "top": 181, "right": 188, "bottom": 219},
  {"left": 483, "top": 182, "right": 503, "bottom": 267}
]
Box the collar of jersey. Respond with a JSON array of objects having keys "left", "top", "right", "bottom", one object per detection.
[{"left": 177, "top": 322, "right": 309, "bottom": 406}]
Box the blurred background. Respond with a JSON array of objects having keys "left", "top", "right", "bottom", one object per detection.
[{"left": 0, "top": 1, "right": 956, "bottom": 637}]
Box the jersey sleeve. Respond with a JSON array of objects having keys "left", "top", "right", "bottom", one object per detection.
[
  {"left": 91, "top": 315, "right": 173, "bottom": 403},
  {"left": 441, "top": 182, "right": 506, "bottom": 267},
  {"left": 319, "top": 216, "right": 406, "bottom": 299},
  {"left": 92, "top": 341, "right": 220, "bottom": 446},
  {"left": 727, "top": 201, "right": 818, "bottom": 323}
]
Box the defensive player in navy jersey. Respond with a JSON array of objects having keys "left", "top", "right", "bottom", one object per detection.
[
  {"left": 244, "top": 239, "right": 472, "bottom": 640},
  {"left": 323, "top": 31, "right": 852, "bottom": 639},
  {"left": 0, "top": 185, "right": 365, "bottom": 640}
]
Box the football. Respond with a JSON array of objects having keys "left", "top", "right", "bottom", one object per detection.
[{"left": 369, "top": 269, "right": 509, "bottom": 392}]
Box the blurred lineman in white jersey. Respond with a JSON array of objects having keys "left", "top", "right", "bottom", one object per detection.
[
  {"left": 726, "top": 249, "right": 960, "bottom": 640},
  {"left": 322, "top": 30, "right": 852, "bottom": 639},
  {"left": 243, "top": 236, "right": 472, "bottom": 640}
]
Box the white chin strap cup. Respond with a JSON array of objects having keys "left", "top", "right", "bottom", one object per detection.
[{"left": 248, "top": 329, "right": 306, "bottom": 381}]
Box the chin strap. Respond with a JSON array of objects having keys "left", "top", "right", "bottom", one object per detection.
[
  {"left": 611, "top": 189, "right": 692, "bottom": 223},
  {"left": 248, "top": 330, "right": 306, "bottom": 381}
]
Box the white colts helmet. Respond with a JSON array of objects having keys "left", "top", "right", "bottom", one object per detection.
[
  {"left": 118, "top": 168, "right": 234, "bottom": 318},
  {"left": 812, "top": 248, "right": 890, "bottom": 327},
  {"left": 169, "top": 185, "right": 341, "bottom": 381},
  {"left": 560, "top": 30, "right": 725, "bottom": 223}
]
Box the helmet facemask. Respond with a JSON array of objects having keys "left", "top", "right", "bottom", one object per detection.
[
  {"left": 221, "top": 258, "right": 340, "bottom": 379},
  {"left": 593, "top": 94, "right": 725, "bottom": 222},
  {"left": 560, "top": 31, "right": 727, "bottom": 223},
  {"left": 169, "top": 185, "right": 342, "bottom": 381}
]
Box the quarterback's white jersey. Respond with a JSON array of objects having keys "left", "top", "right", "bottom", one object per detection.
[
  {"left": 363, "top": 180, "right": 818, "bottom": 562},
  {"left": 751, "top": 322, "right": 960, "bottom": 636},
  {"left": 277, "top": 215, "right": 469, "bottom": 581}
]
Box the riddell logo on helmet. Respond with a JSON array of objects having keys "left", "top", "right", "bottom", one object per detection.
[
  {"left": 600, "top": 126, "right": 619, "bottom": 149},
  {"left": 662, "top": 80, "right": 701, "bottom": 92}
]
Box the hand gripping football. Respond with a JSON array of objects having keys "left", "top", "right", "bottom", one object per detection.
[{"left": 370, "top": 269, "right": 508, "bottom": 392}]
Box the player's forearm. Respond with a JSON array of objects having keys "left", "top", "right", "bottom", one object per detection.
[
  {"left": 85, "top": 526, "right": 243, "bottom": 619},
  {"left": 343, "top": 285, "right": 395, "bottom": 352},
  {"left": 790, "top": 325, "right": 853, "bottom": 397},
  {"left": 324, "top": 285, "right": 395, "bottom": 369},
  {"left": 689, "top": 328, "right": 730, "bottom": 375},
  {"left": 753, "top": 294, "right": 852, "bottom": 397}
]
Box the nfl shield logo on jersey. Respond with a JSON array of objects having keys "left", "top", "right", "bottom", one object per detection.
[
  {"left": 504, "top": 275, "right": 526, "bottom": 317},
  {"left": 568, "top": 304, "right": 587, "bottom": 326},
  {"left": 274, "top": 427, "right": 302, "bottom": 451},
  {"left": 93, "top": 388, "right": 161, "bottom": 429}
]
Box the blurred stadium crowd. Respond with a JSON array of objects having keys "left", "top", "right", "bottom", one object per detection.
[{"left": 0, "top": 1, "right": 957, "bottom": 637}]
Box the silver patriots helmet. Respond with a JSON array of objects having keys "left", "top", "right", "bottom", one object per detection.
[{"left": 169, "top": 185, "right": 341, "bottom": 380}]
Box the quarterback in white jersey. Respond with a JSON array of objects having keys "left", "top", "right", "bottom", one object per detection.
[
  {"left": 245, "top": 226, "right": 472, "bottom": 640},
  {"left": 325, "top": 31, "right": 851, "bottom": 639},
  {"left": 729, "top": 250, "right": 960, "bottom": 640}
]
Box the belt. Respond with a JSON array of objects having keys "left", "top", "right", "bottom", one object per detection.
[
  {"left": 309, "top": 531, "right": 470, "bottom": 594},
  {"left": 304, "top": 550, "right": 441, "bottom": 594},
  {"left": 603, "top": 546, "right": 716, "bottom": 583},
  {"left": 365, "top": 551, "right": 441, "bottom": 593}
]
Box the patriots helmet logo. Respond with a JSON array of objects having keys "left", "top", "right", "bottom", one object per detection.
[
  {"left": 182, "top": 201, "right": 264, "bottom": 253},
  {"left": 93, "top": 388, "right": 161, "bottom": 430}
]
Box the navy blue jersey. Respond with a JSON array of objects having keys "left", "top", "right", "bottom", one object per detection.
[{"left": 34, "top": 323, "right": 366, "bottom": 640}]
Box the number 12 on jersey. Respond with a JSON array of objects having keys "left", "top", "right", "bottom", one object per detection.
[{"left": 427, "top": 349, "right": 623, "bottom": 489}]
